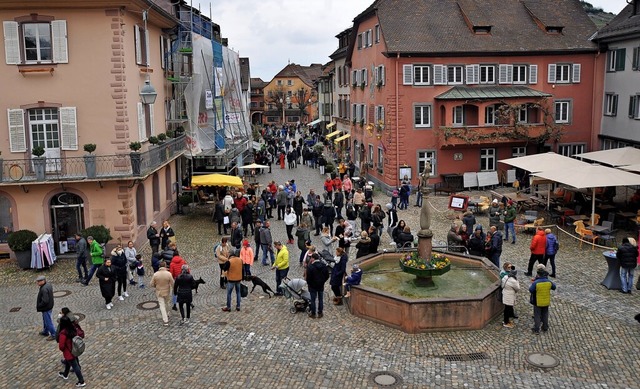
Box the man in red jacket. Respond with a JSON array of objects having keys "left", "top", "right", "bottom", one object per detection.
[{"left": 525, "top": 227, "right": 547, "bottom": 276}]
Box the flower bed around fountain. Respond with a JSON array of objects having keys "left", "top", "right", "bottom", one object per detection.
[{"left": 399, "top": 252, "right": 451, "bottom": 278}]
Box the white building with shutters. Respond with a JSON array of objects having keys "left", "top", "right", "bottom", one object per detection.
[
  {"left": 0, "top": 0, "right": 184, "bottom": 256},
  {"left": 344, "top": 0, "right": 604, "bottom": 193}
]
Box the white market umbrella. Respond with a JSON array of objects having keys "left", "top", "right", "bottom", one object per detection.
[
  {"left": 499, "top": 152, "right": 589, "bottom": 209},
  {"left": 574, "top": 147, "right": 640, "bottom": 167},
  {"left": 239, "top": 163, "right": 269, "bottom": 169},
  {"left": 533, "top": 164, "right": 640, "bottom": 225}
]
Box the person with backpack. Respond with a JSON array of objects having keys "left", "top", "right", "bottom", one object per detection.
[
  {"left": 305, "top": 253, "right": 330, "bottom": 319},
  {"left": 57, "top": 315, "right": 86, "bottom": 387},
  {"left": 543, "top": 228, "right": 559, "bottom": 278}
]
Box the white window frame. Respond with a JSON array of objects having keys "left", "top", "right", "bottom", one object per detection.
[
  {"left": 517, "top": 105, "right": 528, "bottom": 123},
  {"left": 552, "top": 64, "right": 571, "bottom": 83},
  {"left": 3, "top": 20, "right": 68, "bottom": 65},
  {"left": 479, "top": 65, "right": 495, "bottom": 84},
  {"left": 554, "top": 100, "right": 570, "bottom": 123},
  {"left": 558, "top": 144, "right": 585, "bottom": 157},
  {"left": 287, "top": 80, "right": 293, "bottom": 86},
  {"left": 512, "top": 147, "right": 526, "bottom": 158},
  {"left": 629, "top": 95, "right": 640, "bottom": 119},
  {"left": 377, "top": 147, "right": 384, "bottom": 173},
  {"left": 413, "top": 65, "right": 430, "bottom": 85},
  {"left": 368, "top": 144, "right": 374, "bottom": 166},
  {"left": 414, "top": 104, "right": 432, "bottom": 128},
  {"left": 480, "top": 148, "right": 496, "bottom": 171},
  {"left": 447, "top": 65, "right": 464, "bottom": 85},
  {"left": 512, "top": 65, "right": 527, "bottom": 84},
  {"left": 134, "top": 24, "right": 150, "bottom": 66},
  {"left": 604, "top": 93, "right": 618, "bottom": 116},
  {"left": 417, "top": 150, "right": 436, "bottom": 177},
  {"left": 485, "top": 105, "right": 496, "bottom": 125},
  {"left": 452, "top": 106, "right": 464, "bottom": 126},
  {"left": 361, "top": 68, "right": 367, "bottom": 86},
  {"left": 374, "top": 24, "right": 380, "bottom": 43}
]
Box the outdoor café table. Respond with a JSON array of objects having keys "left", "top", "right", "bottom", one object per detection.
[
  {"left": 616, "top": 211, "right": 637, "bottom": 229},
  {"left": 504, "top": 192, "right": 534, "bottom": 212},
  {"left": 588, "top": 225, "right": 610, "bottom": 234},
  {"left": 601, "top": 250, "right": 622, "bottom": 290},
  {"left": 567, "top": 214, "right": 589, "bottom": 223}
]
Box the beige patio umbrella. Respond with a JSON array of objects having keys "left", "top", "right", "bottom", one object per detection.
[
  {"left": 574, "top": 147, "right": 640, "bottom": 167},
  {"left": 239, "top": 163, "right": 269, "bottom": 169},
  {"left": 533, "top": 164, "right": 640, "bottom": 225},
  {"left": 499, "top": 152, "right": 589, "bottom": 209}
]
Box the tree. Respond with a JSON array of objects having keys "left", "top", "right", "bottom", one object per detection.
[
  {"left": 294, "top": 87, "right": 313, "bottom": 120},
  {"left": 265, "top": 85, "right": 287, "bottom": 114}
]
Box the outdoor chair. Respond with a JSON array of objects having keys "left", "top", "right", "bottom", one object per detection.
[
  {"left": 573, "top": 221, "right": 597, "bottom": 250},
  {"left": 598, "top": 221, "right": 617, "bottom": 247},
  {"left": 585, "top": 213, "right": 600, "bottom": 227}
]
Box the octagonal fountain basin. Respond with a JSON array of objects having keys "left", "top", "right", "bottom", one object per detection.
[{"left": 348, "top": 251, "right": 502, "bottom": 333}]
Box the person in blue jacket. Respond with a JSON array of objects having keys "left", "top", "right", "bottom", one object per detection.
[{"left": 343, "top": 264, "right": 363, "bottom": 298}]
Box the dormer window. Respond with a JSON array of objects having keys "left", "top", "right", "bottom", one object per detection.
[
  {"left": 545, "top": 26, "right": 563, "bottom": 34},
  {"left": 473, "top": 25, "right": 491, "bottom": 34}
]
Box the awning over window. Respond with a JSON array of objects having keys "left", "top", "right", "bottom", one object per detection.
[
  {"left": 326, "top": 122, "right": 336, "bottom": 129},
  {"left": 326, "top": 130, "right": 341, "bottom": 139},
  {"left": 435, "top": 86, "right": 552, "bottom": 100},
  {"left": 307, "top": 118, "right": 322, "bottom": 126},
  {"left": 334, "top": 134, "right": 351, "bottom": 143}
]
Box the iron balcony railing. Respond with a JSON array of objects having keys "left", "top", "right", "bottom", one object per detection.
[{"left": 0, "top": 135, "right": 186, "bottom": 184}]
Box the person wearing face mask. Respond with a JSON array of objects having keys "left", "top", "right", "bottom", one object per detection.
[
  {"left": 110, "top": 245, "right": 129, "bottom": 301},
  {"left": 96, "top": 258, "right": 116, "bottom": 310}
]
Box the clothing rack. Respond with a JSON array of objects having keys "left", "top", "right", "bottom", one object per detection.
[{"left": 31, "top": 233, "right": 57, "bottom": 270}]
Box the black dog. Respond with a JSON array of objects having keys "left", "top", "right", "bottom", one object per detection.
[
  {"left": 248, "top": 275, "right": 275, "bottom": 297},
  {"left": 635, "top": 313, "right": 640, "bottom": 323},
  {"left": 192, "top": 277, "right": 206, "bottom": 294}
]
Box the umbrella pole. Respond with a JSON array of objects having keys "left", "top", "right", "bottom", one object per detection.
[
  {"left": 547, "top": 187, "right": 550, "bottom": 210},
  {"left": 591, "top": 188, "right": 596, "bottom": 226}
]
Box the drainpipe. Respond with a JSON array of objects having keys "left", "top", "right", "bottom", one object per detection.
[
  {"left": 591, "top": 51, "right": 600, "bottom": 150},
  {"left": 396, "top": 53, "right": 400, "bottom": 185}
]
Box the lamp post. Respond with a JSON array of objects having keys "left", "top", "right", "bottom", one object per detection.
[{"left": 139, "top": 11, "right": 157, "bottom": 105}]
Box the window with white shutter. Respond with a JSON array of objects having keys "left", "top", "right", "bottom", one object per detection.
[
  {"left": 378, "top": 65, "right": 385, "bottom": 86},
  {"left": 134, "top": 25, "right": 149, "bottom": 66},
  {"left": 572, "top": 64, "right": 581, "bottom": 83},
  {"left": 137, "top": 102, "right": 147, "bottom": 142},
  {"left": 362, "top": 69, "right": 367, "bottom": 86},
  {"left": 403, "top": 64, "right": 413, "bottom": 85},
  {"left": 466, "top": 64, "right": 479, "bottom": 84},
  {"left": 3, "top": 21, "right": 20, "bottom": 65},
  {"left": 149, "top": 103, "right": 155, "bottom": 136},
  {"left": 59, "top": 107, "right": 78, "bottom": 150},
  {"left": 498, "top": 64, "right": 513, "bottom": 84},
  {"left": 7, "top": 109, "right": 26, "bottom": 152},
  {"left": 433, "top": 65, "right": 447, "bottom": 85},
  {"left": 51, "top": 20, "right": 68, "bottom": 64},
  {"left": 547, "top": 64, "right": 557, "bottom": 83},
  {"left": 352, "top": 70, "right": 358, "bottom": 86},
  {"left": 4, "top": 19, "right": 68, "bottom": 65},
  {"left": 529, "top": 65, "right": 538, "bottom": 84}
]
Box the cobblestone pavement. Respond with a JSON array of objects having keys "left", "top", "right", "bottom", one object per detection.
[{"left": 2, "top": 161, "right": 640, "bottom": 388}]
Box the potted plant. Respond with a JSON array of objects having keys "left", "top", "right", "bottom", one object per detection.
[
  {"left": 148, "top": 136, "right": 159, "bottom": 145},
  {"left": 7, "top": 229, "right": 37, "bottom": 269},
  {"left": 32, "top": 145, "right": 46, "bottom": 181},
  {"left": 83, "top": 143, "right": 97, "bottom": 178},
  {"left": 129, "top": 141, "right": 142, "bottom": 176},
  {"left": 157, "top": 133, "right": 167, "bottom": 143},
  {"left": 157, "top": 133, "right": 168, "bottom": 162}
]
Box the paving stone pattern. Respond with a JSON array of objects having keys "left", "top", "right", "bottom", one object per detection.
[{"left": 1, "top": 161, "right": 640, "bottom": 388}]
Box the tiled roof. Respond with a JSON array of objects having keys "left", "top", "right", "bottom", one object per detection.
[
  {"left": 368, "top": 0, "right": 597, "bottom": 55},
  {"left": 250, "top": 77, "right": 268, "bottom": 89},
  {"left": 435, "top": 86, "right": 552, "bottom": 100},
  {"left": 593, "top": 3, "right": 640, "bottom": 41},
  {"left": 272, "top": 63, "right": 324, "bottom": 87}
]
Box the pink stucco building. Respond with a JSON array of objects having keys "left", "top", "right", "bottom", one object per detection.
[{"left": 0, "top": 0, "right": 184, "bottom": 256}]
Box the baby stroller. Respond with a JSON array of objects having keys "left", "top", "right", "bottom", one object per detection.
[{"left": 280, "top": 278, "right": 311, "bottom": 314}]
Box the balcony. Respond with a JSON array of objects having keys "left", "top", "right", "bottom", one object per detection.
[
  {"left": 438, "top": 124, "right": 550, "bottom": 147},
  {"left": 0, "top": 135, "right": 185, "bottom": 185}
]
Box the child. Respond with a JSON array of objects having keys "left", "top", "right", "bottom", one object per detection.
[
  {"left": 343, "top": 264, "right": 363, "bottom": 298},
  {"left": 391, "top": 189, "right": 399, "bottom": 211},
  {"left": 135, "top": 254, "right": 145, "bottom": 288},
  {"left": 239, "top": 239, "right": 254, "bottom": 280}
]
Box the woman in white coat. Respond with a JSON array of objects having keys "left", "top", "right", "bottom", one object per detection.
[{"left": 502, "top": 269, "right": 520, "bottom": 328}]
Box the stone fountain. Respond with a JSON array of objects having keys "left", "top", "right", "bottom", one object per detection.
[{"left": 348, "top": 165, "right": 503, "bottom": 333}]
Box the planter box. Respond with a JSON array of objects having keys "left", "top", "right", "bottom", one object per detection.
[
  {"left": 15, "top": 250, "right": 31, "bottom": 269},
  {"left": 398, "top": 260, "right": 451, "bottom": 277}
]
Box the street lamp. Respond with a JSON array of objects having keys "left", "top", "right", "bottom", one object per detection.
[
  {"left": 140, "top": 79, "right": 157, "bottom": 104},
  {"left": 280, "top": 96, "right": 291, "bottom": 125}
]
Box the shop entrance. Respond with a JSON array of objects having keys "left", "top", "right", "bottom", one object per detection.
[{"left": 50, "top": 193, "right": 85, "bottom": 254}]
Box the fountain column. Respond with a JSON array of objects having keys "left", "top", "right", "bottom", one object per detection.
[{"left": 417, "top": 165, "right": 433, "bottom": 260}]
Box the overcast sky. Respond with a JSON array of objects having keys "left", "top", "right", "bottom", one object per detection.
[{"left": 199, "top": 0, "right": 628, "bottom": 80}]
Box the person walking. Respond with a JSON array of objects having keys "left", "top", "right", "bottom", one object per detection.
[
  {"left": 503, "top": 201, "right": 517, "bottom": 244},
  {"left": 330, "top": 247, "right": 348, "bottom": 306},
  {"left": 322, "top": 196, "right": 336, "bottom": 235},
  {"left": 74, "top": 233, "right": 89, "bottom": 283},
  {"left": 311, "top": 195, "right": 324, "bottom": 236},
  {"left": 36, "top": 275, "right": 56, "bottom": 340},
  {"left": 253, "top": 220, "right": 262, "bottom": 263},
  {"left": 213, "top": 200, "right": 225, "bottom": 235},
  {"left": 216, "top": 238, "right": 232, "bottom": 289},
  {"left": 110, "top": 245, "right": 129, "bottom": 301},
  {"left": 525, "top": 227, "right": 546, "bottom": 277},
  {"left": 305, "top": 253, "right": 329, "bottom": 319},
  {"left": 543, "top": 228, "right": 559, "bottom": 278},
  {"left": 617, "top": 237, "right": 639, "bottom": 294},
  {"left": 501, "top": 268, "right": 520, "bottom": 328},
  {"left": 96, "top": 258, "right": 116, "bottom": 310},
  {"left": 124, "top": 241, "right": 138, "bottom": 285},
  {"left": 147, "top": 221, "right": 161, "bottom": 254},
  {"left": 222, "top": 255, "right": 243, "bottom": 312},
  {"left": 295, "top": 223, "right": 311, "bottom": 264},
  {"left": 173, "top": 265, "right": 195, "bottom": 324},
  {"left": 488, "top": 225, "right": 503, "bottom": 267},
  {"left": 284, "top": 206, "right": 297, "bottom": 244},
  {"left": 272, "top": 241, "right": 290, "bottom": 296},
  {"left": 293, "top": 191, "right": 306, "bottom": 225},
  {"left": 150, "top": 262, "right": 174, "bottom": 326},
  {"left": 259, "top": 221, "right": 275, "bottom": 266},
  {"left": 57, "top": 315, "right": 86, "bottom": 387},
  {"left": 529, "top": 266, "right": 556, "bottom": 334},
  {"left": 276, "top": 186, "right": 287, "bottom": 220},
  {"left": 81, "top": 236, "right": 103, "bottom": 286}
]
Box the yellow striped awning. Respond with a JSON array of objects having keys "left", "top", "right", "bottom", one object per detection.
[
  {"left": 326, "top": 122, "right": 336, "bottom": 129},
  {"left": 326, "top": 130, "right": 341, "bottom": 139},
  {"left": 334, "top": 134, "right": 351, "bottom": 143}
]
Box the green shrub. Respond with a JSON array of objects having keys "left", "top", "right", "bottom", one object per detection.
[
  {"left": 81, "top": 225, "right": 112, "bottom": 244},
  {"left": 178, "top": 194, "right": 193, "bottom": 207},
  {"left": 7, "top": 229, "right": 37, "bottom": 251}
]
